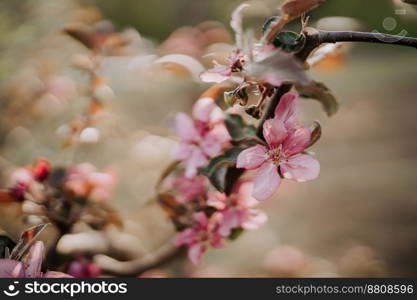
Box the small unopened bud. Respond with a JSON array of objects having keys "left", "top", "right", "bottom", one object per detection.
[
  {"left": 33, "top": 159, "right": 50, "bottom": 182},
  {"left": 80, "top": 127, "right": 100, "bottom": 143},
  {"left": 93, "top": 84, "right": 115, "bottom": 102},
  {"left": 72, "top": 54, "right": 95, "bottom": 70}
]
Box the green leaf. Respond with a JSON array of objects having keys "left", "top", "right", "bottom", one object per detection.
[
  {"left": 296, "top": 81, "right": 339, "bottom": 116},
  {"left": 202, "top": 147, "right": 244, "bottom": 193},
  {"left": 224, "top": 114, "right": 257, "bottom": 140},
  {"left": 272, "top": 31, "right": 306, "bottom": 53},
  {"left": 228, "top": 228, "right": 244, "bottom": 240}
]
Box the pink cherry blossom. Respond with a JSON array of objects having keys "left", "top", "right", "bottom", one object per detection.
[
  {"left": 9, "top": 168, "right": 34, "bottom": 201},
  {"left": 67, "top": 256, "right": 101, "bottom": 278},
  {"left": 236, "top": 92, "right": 320, "bottom": 201},
  {"left": 175, "top": 212, "right": 224, "bottom": 265},
  {"left": 207, "top": 181, "right": 267, "bottom": 237},
  {"left": 65, "top": 163, "right": 117, "bottom": 202},
  {"left": 172, "top": 97, "right": 230, "bottom": 178},
  {"left": 0, "top": 241, "right": 71, "bottom": 278},
  {"left": 200, "top": 50, "right": 246, "bottom": 83},
  {"left": 8, "top": 159, "right": 51, "bottom": 201},
  {"left": 165, "top": 175, "right": 207, "bottom": 204}
]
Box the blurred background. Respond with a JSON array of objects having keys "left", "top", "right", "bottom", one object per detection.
[{"left": 0, "top": 0, "right": 416, "bottom": 277}]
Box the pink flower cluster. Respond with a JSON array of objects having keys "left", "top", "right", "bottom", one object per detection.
[
  {"left": 0, "top": 241, "right": 71, "bottom": 278},
  {"left": 174, "top": 179, "right": 266, "bottom": 265},
  {"left": 172, "top": 97, "right": 230, "bottom": 178},
  {"left": 65, "top": 163, "right": 117, "bottom": 202},
  {"left": 170, "top": 97, "right": 265, "bottom": 265},
  {"left": 237, "top": 92, "right": 320, "bottom": 201},
  {"left": 169, "top": 80, "right": 319, "bottom": 266}
]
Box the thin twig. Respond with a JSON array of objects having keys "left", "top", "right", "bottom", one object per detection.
[
  {"left": 94, "top": 240, "right": 182, "bottom": 277},
  {"left": 296, "top": 28, "right": 417, "bottom": 61}
]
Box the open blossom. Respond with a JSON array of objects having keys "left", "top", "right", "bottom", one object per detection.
[
  {"left": 0, "top": 241, "right": 71, "bottom": 278},
  {"left": 175, "top": 212, "right": 224, "bottom": 265},
  {"left": 236, "top": 92, "right": 320, "bottom": 201},
  {"left": 65, "top": 163, "right": 117, "bottom": 202},
  {"left": 207, "top": 180, "right": 267, "bottom": 237},
  {"left": 200, "top": 2, "right": 310, "bottom": 90},
  {"left": 200, "top": 49, "right": 246, "bottom": 83},
  {"left": 200, "top": 47, "right": 284, "bottom": 87},
  {"left": 172, "top": 97, "right": 230, "bottom": 178}
]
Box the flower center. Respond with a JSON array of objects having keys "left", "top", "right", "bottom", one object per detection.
[{"left": 266, "top": 146, "right": 284, "bottom": 166}]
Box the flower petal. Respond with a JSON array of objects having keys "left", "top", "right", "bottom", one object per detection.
[
  {"left": 241, "top": 209, "right": 268, "bottom": 230},
  {"left": 0, "top": 259, "right": 25, "bottom": 278},
  {"left": 207, "top": 191, "right": 227, "bottom": 210},
  {"left": 217, "top": 209, "right": 241, "bottom": 237},
  {"left": 192, "top": 97, "right": 216, "bottom": 123},
  {"left": 263, "top": 118, "right": 287, "bottom": 148},
  {"left": 188, "top": 243, "right": 207, "bottom": 266},
  {"left": 175, "top": 176, "right": 207, "bottom": 204},
  {"left": 274, "top": 91, "right": 299, "bottom": 128},
  {"left": 201, "top": 134, "right": 222, "bottom": 158},
  {"left": 282, "top": 127, "right": 311, "bottom": 157},
  {"left": 24, "top": 241, "right": 44, "bottom": 278},
  {"left": 235, "top": 180, "right": 259, "bottom": 208},
  {"left": 252, "top": 162, "right": 281, "bottom": 201},
  {"left": 184, "top": 147, "right": 208, "bottom": 178},
  {"left": 231, "top": 4, "right": 250, "bottom": 48},
  {"left": 171, "top": 142, "right": 193, "bottom": 161},
  {"left": 194, "top": 211, "right": 209, "bottom": 228},
  {"left": 210, "top": 123, "right": 230, "bottom": 144},
  {"left": 236, "top": 145, "right": 267, "bottom": 170},
  {"left": 43, "top": 271, "right": 73, "bottom": 278},
  {"left": 281, "top": 154, "right": 320, "bottom": 182},
  {"left": 175, "top": 228, "right": 197, "bottom": 246},
  {"left": 262, "top": 72, "right": 282, "bottom": 87},
  {"left": 174, "top": 113, "right": 198, "bottom": 142},
  {"left": 200, "top": 65, "right": 231, "bottom": 83}
]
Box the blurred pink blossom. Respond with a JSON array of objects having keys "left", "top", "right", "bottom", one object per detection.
[
  {"left": 9, "top": 159, "right": 51, "bottom": 201},
  {"left": 172, "top": 97, "right": 230, "bottom": 178},
  {"left": 0, "top": 241, "right": 71, "bottom": 278},
  {"left": 207, "top": 181, "right": 267, "bottom": 237},
  {"left": 175, "top": 212, "right": 224, "bottom": 265},
  {"left": 65, "top": 163, "right": 117, "bottom": 202},
  {"left": 200, "top": 50, "right": 246, "bottom": 83},
  {"left": 166, "top": 175, "right": 207, "bottom": 204},
  {"left": 67, "top": 256, "right": 101, "bottom": 278}
]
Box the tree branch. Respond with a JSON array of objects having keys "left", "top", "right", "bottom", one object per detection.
[{"left": 296, "top": 28, "right": 417, "bottom": 61}]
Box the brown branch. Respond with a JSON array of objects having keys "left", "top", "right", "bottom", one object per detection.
[
  {"left": 94, "top": 240, "right": 182, "bottom": 277},
  {"left": 296, "top": 28, "right": 417, "bottom": 61},
  {"left": 256, "top": 83, "right": 293, "bottom": 140}
]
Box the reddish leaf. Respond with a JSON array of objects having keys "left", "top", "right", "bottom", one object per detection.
[{"left": 281, "top": 0, "right": 326, "bottom": 21}]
